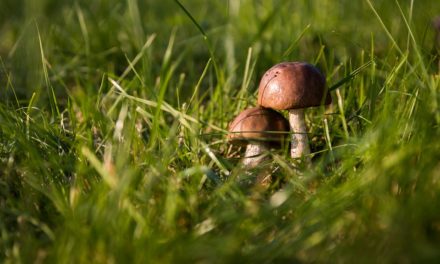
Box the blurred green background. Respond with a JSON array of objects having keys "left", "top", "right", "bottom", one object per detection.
[{"left": 2, "top": 0, "right": 438, "bottom": 102}]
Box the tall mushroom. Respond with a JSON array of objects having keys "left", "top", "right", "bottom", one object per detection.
[
  {"left": 228, "top": 106, "right": 289, "bottom": 168},
  {"left": 257, "top": 62, "right": 331, "bottom": 161}
]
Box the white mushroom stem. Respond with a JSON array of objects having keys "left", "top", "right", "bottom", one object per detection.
[
  {"left": 288, "top": 109, "right": 311, "bottom": 164},
  {"left": 242, "top": 143, "right": 268, "bottom": 167}
]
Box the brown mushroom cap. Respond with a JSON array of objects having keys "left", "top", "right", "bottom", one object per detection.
[
  {"left": 257, "top": 62, "right": 331, "bottom": 110},
  {"left": 434, "top": 16, "right": 440, "bottom": 31},
  {"left": 228, "top": 107, "right": 289, "bottom": 146}
]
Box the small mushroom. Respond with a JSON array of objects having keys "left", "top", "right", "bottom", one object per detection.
[
  {"left": 228, "top": 106, "right": 289, "bottom": 168},
  {"left": 433, "top": 16, "right": 440, "bottom": 72},
  {"left": 257, "top": 62, "right": 331, "bottom": 162},
  {"left": 433, "top": 16, "right": 440, "bottom": 45}
]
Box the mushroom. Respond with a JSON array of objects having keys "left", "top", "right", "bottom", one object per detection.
[
  {"left": 433, "top": 16, "right": 440, "bottom": 45},
  {"left": 257, "top": 62, "right": 331, "bottom": 162},
  {"left": 433, "top": 16, "right": 440, "bottom": 72},
  {"left": 228, "top": 106, "right": 289, "bottom": 168}
]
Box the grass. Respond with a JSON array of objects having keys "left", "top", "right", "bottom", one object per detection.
[{"left": 1, "top": 0, "right": 440, "bottom": 262}]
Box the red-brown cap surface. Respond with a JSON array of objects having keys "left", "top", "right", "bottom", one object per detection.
[
  {"left": 434, "top": 16, "right": 440, "bottom": 31},
  {"left": 228, "top": 107, "right": 289, "bottom": 146},
  {"left": 257, "top": 62, "right": 331, "bottom": 110}
]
